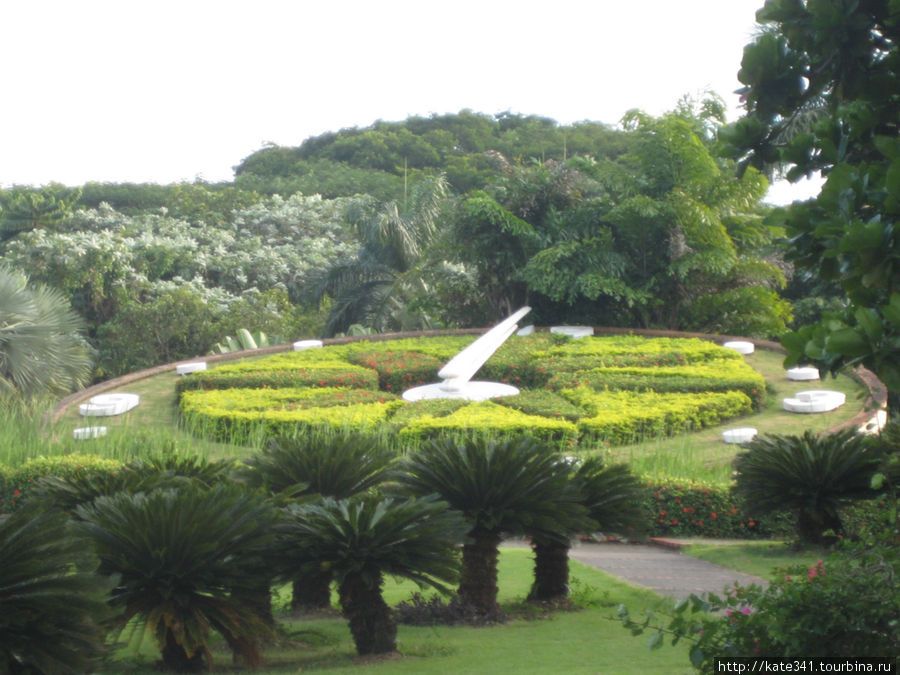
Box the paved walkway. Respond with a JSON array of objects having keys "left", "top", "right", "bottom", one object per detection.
[
  {"left": 505, "top": 539, "right": 768, "bottom": 600},
  {"left": 568, "top": 541, "right": 767, "bottom": 600}
]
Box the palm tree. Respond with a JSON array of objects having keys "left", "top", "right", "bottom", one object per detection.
[
  {"left": 76, "top": 483, "right": 278, "bottom": 671},
  {"left": 240, "top": 429, "right": 398, "bottom": 610},
  {"left": 733, "top": 429, "right": 881, "bottom": 544},
  {"left": 528, "top": 457, "right": 646, "bottom": 602},
  {"left": 0, "top": 266, "right": 92, "bottom": 398},
  {"left": 312, "top": 175, "right": 449, "bottom": 336},
  {"left": 0, "top": 506, "right": 113, "bottom": 674},
  {"left": 397, "top": 436, "right": 577, "bottom": 618},
  {"left": 277, "top": 494, "right": 466, "bottom": 655}
]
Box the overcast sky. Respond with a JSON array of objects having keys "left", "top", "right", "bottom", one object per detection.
[{"left": 0, "top": 0, "right": 821, "bottom": 203}]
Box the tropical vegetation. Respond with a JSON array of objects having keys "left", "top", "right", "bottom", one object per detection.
[
  {"left": 0, "top": 506, "right": 113, "bottom": 674},
  {"left": 396, "top": 436, "right": 584, "bottom": 619},
  {"left": 733, "top": 429, "right": 882, "bottom": 544},
  {"left": 76, "top": 483, "right": 279, "bottom": 671},
  {"left": 1, "top": 2, "right": 898, "bottom": 670},
  {"left": 276, "top": 494, "right": 467, "bottom": 655}
]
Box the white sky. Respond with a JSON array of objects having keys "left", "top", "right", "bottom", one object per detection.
[{"left": 0, "top": 0, "right": 821, "bottom": 204}]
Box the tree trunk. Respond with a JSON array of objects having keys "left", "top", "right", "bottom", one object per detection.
[
  {"left": 292, "top": 569, "right": 332, "bottom": 611},
  {"left": 458, "top": 528, "right": 502, "bottom": 618},
  {"left": 528, "top": 539, "right": 571, "bottom": 602},
  {"left": 797, "top": 506, "right": 842, "bottom": 545},
  {"left": 161, "top": 627, "right": 205, "bottom": 672},
  {"left": 338, "top": 572, "right": 396, "bottom": 655}
]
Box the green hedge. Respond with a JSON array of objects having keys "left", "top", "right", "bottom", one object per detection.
[
  {"left": 347, "top": 350, "right": 442, "bottom": 392},
  {"left": 387, "top": 398, "right": 469, "bottom": 429},
  {"left": 566, "top": 389, "right": 753, "bottom": 445},
  {"left": 544, "top": 335, "right": 740, "bottom": 364},
  {"left": 175, "top": 334, "right": 763, "bottom": 449},
  {"left": 0, "top": 454, "right": 123, "bottom": 514},
  {"left": 494, "top": 390, "right": 586, "bottom": 422},
  {"left": 176, "top": 361, "right": 378, "bottom": 393},
  {"left": 397, "top": 401, "right": 578, "bottom": 445},
  {"left": 548, "top": 360, "right": 766, "bottom": 409},
  {"left": 180, "top": 386, "right": 398, "bottom": 412},
  {"left": 180, "top": 388, "right": 403, "bottom": 442}
]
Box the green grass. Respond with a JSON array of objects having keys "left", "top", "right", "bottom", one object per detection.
[
  {"left": 108, "top": 548, "right": 693, "bottom": 674},
  {"left": 44, "top": 345, "right": 870, "bottom": 480},
  {"left": 682, "top": 541, "right": 829, "bottom": 579},
  {"left": 602, "top": 349, "right": 868, "bottom": 484}
]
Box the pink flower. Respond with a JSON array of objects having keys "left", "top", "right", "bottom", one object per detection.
[
  {"left": 741, "top": 607, "right": 752, "bottom": 615},
  {"left": 784, "top": 574, "right": 791, "bottom": 581}
]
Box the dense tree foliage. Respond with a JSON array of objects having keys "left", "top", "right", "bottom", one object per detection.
[
  {"left": 447, "top": 103, "right": 791, "bottom": 334},
  {"left": 719, "top": 0, "right": 900, "bottom": 403},
  {"left": 0, "top": 101, "right": 819, "bottom": 382},
  {"left": 3, "top": 194, "right": 351, "bottom": 376},
  {"left": 234, "top": 110, "right": 630, "bottom": 199}
]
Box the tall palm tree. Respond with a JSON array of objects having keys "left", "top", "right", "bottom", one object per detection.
[
  {"left": 733, "top": 429, "right": 881, "bottom": 544},
  {"left": 0, "top": 506, "right": 113, "bottom": 674},
  {"left": 0, "top": 266, "right": 92, "bottom": 398},
  {"left": 528, "top": 457, "right": 646, "bottom": 602},
  {"left": 277, "top": 494, "right": 466, "bottom": 655},
  {"left": 240, "top": 429, "right": 398, "bottom": 610},
  {"left": 313, "top": 175, "right": 449, "bottom": 336},
  {"left": 76, "top": 483, "right": 278, "bottom": 671},
  {"left": 397, "top": 436, "right": 579, "bottom": 618}
]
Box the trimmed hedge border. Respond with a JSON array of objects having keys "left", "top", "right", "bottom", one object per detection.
[{"left": 51, "top": 326, "right": 887, "bottom": 435}]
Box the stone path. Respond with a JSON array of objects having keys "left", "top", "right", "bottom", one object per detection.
[
  {"left": 568, "top": 541, "right": 768, "bottom": 600},
  {"left": 505, "top": 539, "right": 768, "bottom": 600}
]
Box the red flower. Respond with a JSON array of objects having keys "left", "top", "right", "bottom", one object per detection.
[{"left": 13, "top": 489, "right": 22, "bottom": 497}]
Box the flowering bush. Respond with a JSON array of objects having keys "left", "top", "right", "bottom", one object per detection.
[
  {"left": 641, "top": 477, "right": 792, "bottom": 539},
  {"left": 620, "top": 543, "right": 900, "bottom": 668},
  {"left": 347, "top": 350, "right": 441, "bottom": 391}
]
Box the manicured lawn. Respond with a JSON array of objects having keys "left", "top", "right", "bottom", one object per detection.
[
  {"left": 109, "top": 548, "right": 694, "bottom": 674},
  {"left": 611, "top": 348, "right": 867, "bottom": 483},
  {"left": 682, "top": 540, "right": 829, "bottom": 579},
  {"left": 53, "top": 344, "right": 869, "bottom": 479}
]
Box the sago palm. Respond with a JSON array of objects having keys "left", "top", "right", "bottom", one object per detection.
[
  {"left": 733, "top": 429, "right": 881, "bottom": 544},
  {"left": 37, "top": 451, "right": 233, "bottom": 513},
  {"left": 76, "top": 483, "right": 278, "bottom": 672},
  {"left": 528, "top": 457, "right": 646, "bottom": 602},
  {"left": 0, "top": 506, "right": 114, "bottom": 674},
  {"left": 277, "top": 494, "right": 466, "bottom": 655},
  {"left": 397, "top": 435, "right": 576, "bottom": 618},
  {"left": 240, "top": 429, "right": 398, "bottom": 610},
  {"left": 0, "top": 266, "right": 92, "bottom": 398}
]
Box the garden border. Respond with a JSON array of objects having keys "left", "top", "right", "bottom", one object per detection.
[{"left": 49, "top": 328, "right": 887, "bottom": 434}]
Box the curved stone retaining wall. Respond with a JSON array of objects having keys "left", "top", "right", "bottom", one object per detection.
[{"left": 49, "top": 327, "right": 887, "bottom": 435}]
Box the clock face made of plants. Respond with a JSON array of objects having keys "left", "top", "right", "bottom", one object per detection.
[{"left": 177, "top": 332, "right": 766, "bottom": 449}]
